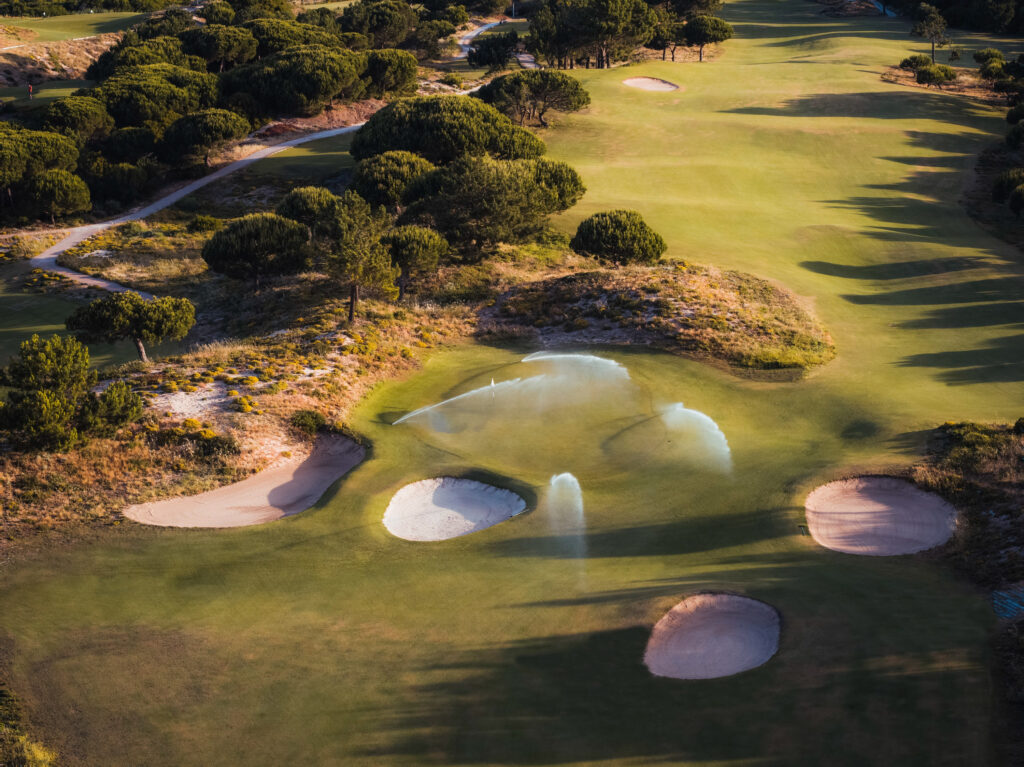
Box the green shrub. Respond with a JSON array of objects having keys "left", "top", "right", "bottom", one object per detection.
[
  {"left": 915, "top": 63, "right": 956, "bottom": 87},
  {"left": 993, "top": 167, "right": 1024, "bottom": 202},
  {"left": 1009, "top": 105, "right": 1024, "bottom": 125},
  {"left": 974, "top": 47, "right": 1005, "bottom": 64},
  {"left": 570, "top": 210, "right": 667, "bottom": 264},
  {"left": 1007, "top": 124, "right": 1024, "bottom": 149},
  {"left": 187, "top": 214, "right": 223, "bottom": 232},
  {"left": 1010, "top": 183, "right": 1024, "bottom": 216},
  {"left": 980, "top": 58, "right": 1006, "bottom": 79},
  {"left": 290, "top": 409, "right": 327, "bottom": 435},
  {"left": 439, "top": 72, "right": 463, "bottom": 88},
  {"left": 79, "top": 380, "right": 144, "bottom": 436},
  {"left": 899, "top": 53, "right": 932, "bottom": 70}
]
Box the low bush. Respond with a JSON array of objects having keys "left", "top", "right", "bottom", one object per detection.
[
  {"left": 899, "top": 53, "right": 932, "bottom": 70},
  {"left": 992, "top": 167, "right": 1024, "bottom": 202},
  {"left": 570, "top": 210, "right": 666, "bottom": 264},
  {"left": 290, "top": 409, "right": 327, "bottom": 435}
]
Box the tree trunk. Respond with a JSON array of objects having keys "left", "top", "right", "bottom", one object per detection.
[
  {"left": 398, "top": 272, "right": 408, "bottom": 301},
  {"left": 133, "top": 337, "right": 149, "bottom": 363},
  {"left": 348, "top": 282, "right": 359, "bottom": 322},
  {"left": 930, "top": 39, "right": 935, "bottom": 62},
  {"left": 662, "top": 48, "right": 666, "bottom": 60},
  {"left": 699, "top": 44, "right": 705, "bottom": 62}
]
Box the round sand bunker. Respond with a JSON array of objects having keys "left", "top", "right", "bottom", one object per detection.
[
  {"left": 644, "top": 594, "right": 780, "bottom": 680},
  {"left": 805, "top": 477, "right": 956, "bottom": 556},
  {"left": 623, "top": 76, "right": 679, "bottom": 91},
  {"left": 383, "top": 477, "right": 527, "bottom": 541}
]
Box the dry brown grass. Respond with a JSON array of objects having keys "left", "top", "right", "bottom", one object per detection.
[
  {"left": 911, "top": 420, "right": 1024, "bottom": 588},
  {"left": 490, "top": 262, "right": 836, "bottom": 371},
  {"left": 0, "top": 32, "right": 119, "bottom": 87},
  {"left": 881, "top": 66, "right": 1006, "bottom": 105}
]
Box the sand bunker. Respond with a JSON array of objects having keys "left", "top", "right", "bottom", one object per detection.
[
  {"left": 623, "top": 76, "right": 679, "bottom": 91},
  {"left": 383, "top": 477, "right": 527, "bottom": 541},
  {"left": 124, "top": 436, "right": 365, "bottom": 528},
  {"left": 644, "top": 594, "right": 780, "bottom": 680},
  {"left": 805, "top": 477, "right": 956, "bottom": 556}
]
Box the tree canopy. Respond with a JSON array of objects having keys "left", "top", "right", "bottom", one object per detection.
[
  {"left": 159, "top": 108, "right": 250, "bottom": 163},
  {"left": 41, "top": 96, "right": 115, "bottom": 146},
  {"left": 89, "top": 63, "right": 219, "bottom": 128},
  {"left": 383, "top": 225, "right": 448, "bottom": 299},
  {"left": 180, "top": 25, "right": 258, "bottom": 71},
  {"left": 405, "top": 155, "right": 584, "bottom": 253},
  {"left": 684, "top": 14, "right": 733, "bottom": 60},
  {"left": 350, "top": 96, "right": 546, "bottom": 164},
  {"left": 350, "top": 150, "right": 437, "bottom": 209},
  {"left": 474, "top": 70, "right": 591, "bottom": 126},
  {"left": 221, "top": 45, "right": 366, "bottom": 117},
  {"left": 202, "top": 213, "right": 310, "bottom": 284},
  {"left": 911, "top": 3, "right": 950, "bottom": 62},
  {"left": 66, "top": 291, "right": 196, "bottom": 362}
]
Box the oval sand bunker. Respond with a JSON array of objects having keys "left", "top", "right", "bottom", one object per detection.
[
  {"left": 623, "top": 76, "right": 679, "bottom": 91},
  {"left": 644, "top": 594, "right": 780, "bottom": 680},
  {"left": 805, "top": 477, "right": 956, "bottom": 556},
  {"left": 383, "top": 477, "right": 527, "bottom": 541}
]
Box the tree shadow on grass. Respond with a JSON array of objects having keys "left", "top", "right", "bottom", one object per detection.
[
  {"left": 486, "top": 507, "right": 791, "bottom": 561},
  {"left": 361, "top": 555, "right": 991, "bottom": 765},
  {"left": 801, "top": 256, "right": 985, "bottom": 280},
  {"left": 899, "top": 333, "right": 1024, "bottom": 384},
  {"left": 722, "top": 92, "right": 995, "bottom": 128}
]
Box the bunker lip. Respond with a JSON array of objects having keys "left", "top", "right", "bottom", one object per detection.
[
  {"left": 383, "top": 477, "right": 527, "bottom": 541},
  {"left": 644, "top": 593, "right": 780, "bottom": 680},
  {"left": 804, "top": 476, "right": 957, "bottom": 556},
  {"left": 123, "top": 435, "right": 365, "bottom": 528},
  {"left": 623, "top": 76, "right": 680, "bottom": 91}
]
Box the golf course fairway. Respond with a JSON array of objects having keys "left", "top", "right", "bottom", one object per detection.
[{"left": 2, "top": 0, "right": 1023, "bottom": 764}]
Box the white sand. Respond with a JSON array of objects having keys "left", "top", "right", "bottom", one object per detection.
[
  {"left": 805, "top": 477, "right": 957, "bottom": 556},
  {"left": 124, "top": 436, "right": 365, "bottom": 528},
  {"left": 644, "top": 594, "right": 781, "bottom": 680},
  {"left": 623, "top": 76, "right": 679, "bottom": 91},
  {"left": 383, "top": 477, "right": 527, "bottom": 541}
]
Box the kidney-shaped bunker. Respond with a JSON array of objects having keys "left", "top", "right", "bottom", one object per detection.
[{"left": 383, "top": 477, "right": 527, "bottom": 541}]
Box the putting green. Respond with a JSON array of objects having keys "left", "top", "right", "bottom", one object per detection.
[
  {"left": 1, "top": 0, "right": 1022, "bottom": 764},
  {"left": 0, "top": 11, "right": 148, "bottom": 42}
]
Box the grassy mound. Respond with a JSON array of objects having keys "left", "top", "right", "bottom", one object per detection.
[{"left": 494, "top": 263, "right": 835, "bottom": 371}]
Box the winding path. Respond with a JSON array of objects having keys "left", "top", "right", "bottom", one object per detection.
[
  {"left": 25, "top": 17, "right": 515, "bottom": 294},
  {"left": 27, "top": 124, "right": 366, "bottom": 294}
]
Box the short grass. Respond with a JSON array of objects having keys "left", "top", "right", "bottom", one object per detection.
[
  {"left": 0, "top": 79, "right": 91, "bottom": 106},
  {"left": 0, "top": 11, "right": 147, "bottom": 42},
  {"left": 2, "top": 0, "right": 1024, "bottom": 765}
]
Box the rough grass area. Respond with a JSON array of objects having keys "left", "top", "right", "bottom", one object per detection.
[
  {"left": 492, "top": 264, "right": 836, "bottom": 370},
  {"left": 913, "top": 420, "right": 1024, "bottom": 588},
  {"left": 56, "top": 220, "right": 209, "bottom": 294},
  {"left": 0, "top": 283, "right": 475, "bottom": 550}
]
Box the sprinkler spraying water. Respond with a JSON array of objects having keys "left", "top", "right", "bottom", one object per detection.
[{"left": 547, "top": 472, "right": 586, "bottom": 561}]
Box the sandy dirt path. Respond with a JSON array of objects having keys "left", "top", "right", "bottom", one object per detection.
[
  {"left": 26, "top": 123, "right": 366, "bottom": 293},
  {"left": 124, "top": 435, "right": 365, "bottom": 527}
]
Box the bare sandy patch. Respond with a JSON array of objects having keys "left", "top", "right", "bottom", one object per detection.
[
  {"left": 383, "top": 477, "right": 527, "bottom": 541},
  {"left": 623, "top": 76, "right": 679, "bottom": 92},
  {"left": 805, "top": 476, "right": 956, "bottom": 556},
  {"left": 124, "top": 435, "right": 365, "bottom": 528},
  {"left": 644, "top": 593, "right": 781, "bottom": 680}
]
